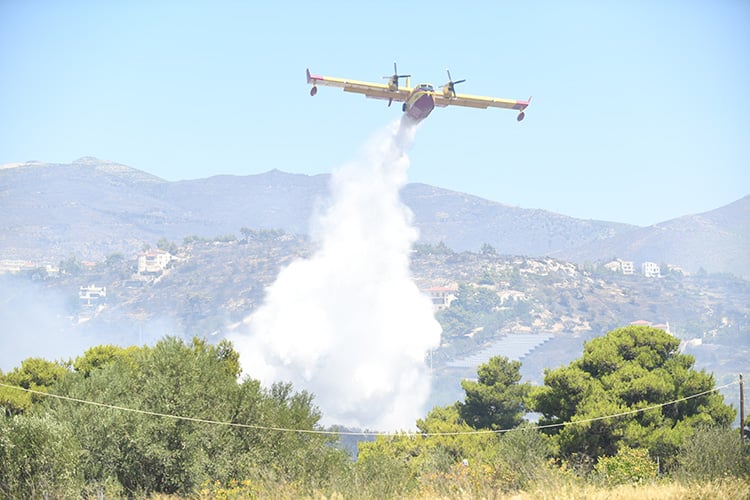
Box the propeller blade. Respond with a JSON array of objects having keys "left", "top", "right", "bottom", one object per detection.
[
  {"left": 385, "top": 63, "right": 410, "bottom": 83},
  {"left": 445, "top": 69, "right": 465, "bottom": 95}
]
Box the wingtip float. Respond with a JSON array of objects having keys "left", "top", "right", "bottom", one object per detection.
[{"left": 306, "top": 64, "right": 530, "bottom": 123}]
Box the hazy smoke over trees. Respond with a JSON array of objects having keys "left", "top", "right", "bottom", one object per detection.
[{"left": 230, "top": 119, "right": 441, "bottom": 430}]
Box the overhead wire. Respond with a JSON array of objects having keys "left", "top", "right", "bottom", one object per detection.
[{"left": 0, "top": 380, "right": 738, "bottom": 438}]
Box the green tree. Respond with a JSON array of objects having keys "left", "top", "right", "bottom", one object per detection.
[
  {"left": 491, "top": 423, "right": 554, "bottom": 490},
  {"left": 73, "top": 344, "right": 137, "bottom": 377},
  {"left": 480, "top": 243, "right": 497, "bottom": 255},
  {"left": 214, "top": 234, "right": 237, "bottom": 243},
  {"left": 531, "top": 326, "right": 735, "bottom": 466},
  {"left": 0, "top": 413, "right": 82, "bottom": 497},
  {"left": 413, "top": 241, "right": 454, "bottom": 255},
  {"left": 415, "top": 404, "right": 500, "bottom": 467},
  {"left": 436, "top": 284, "right": 503, "bottom": 340},
  {"left": 353, "top": 402, "right": 554, "bottom": 495},
  {"left": 59, "top": 255, "right": 83, "bottom": 275},
  {"left": 452, "top": 284, "right": 501, "bottom": 314},
  {"left": 183, "top": 235, "right": 205, "bottom": 245},
  {"left": 156, "top": 237, "right": 178, "bottom": 255},
  {"left": 48, "top": 337, "right": 345, "bottom": 496},
  {"left": 105, "top": 253, "right": 125, "bottom": 266},
  {"left": 0, "top": 358, "right": 70, "bottom": 415},
  {"left": 4, "top": 357, "right": 70, "bottom": 389},
  {"left": 354, "top": 440, "right": 417, "bottom": 497},
  {"left": 240, "top": 227, "right": 253, "bottom": 242},
  {"left": 354, "top": 404, "right": 499, "bottom": 495},
  {"left": 459, "top": 356, "right": 530, "bottom": 430}
]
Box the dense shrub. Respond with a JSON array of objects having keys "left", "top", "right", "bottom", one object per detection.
[
  {"left": 594, "top": 446, "right": 658, "bottom": 485},
  {"left": 674, "top": 426, "right": 747, "bottom": 481}
]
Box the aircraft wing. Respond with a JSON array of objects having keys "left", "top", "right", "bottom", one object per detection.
[
  {"left": 307, "top": 69, "right": 411, "bottom": 102},
  {"left": 434, "top": 92, "right": 530, "bottom": 112}
]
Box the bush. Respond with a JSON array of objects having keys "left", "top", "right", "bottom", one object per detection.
[
  {"left": 594, "top": 446, "right": 658, "bottom": 485},
  {"left": 675, "top": 426, "right": 746, "bottom": 481},
  {"left": 419, "top": 460, "right": 513, "bottom": 498},
  {"left": 354, "top": 449, "right": 416, "bottom": 498},
  {"left": 494, "top": 425, "right": 554, "bottom": 488}
]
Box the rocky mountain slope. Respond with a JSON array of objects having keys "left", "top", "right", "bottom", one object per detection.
[
  {"left": 555, "top": 195, "right": 750, "bottom": 278},
  {"left": 1, "top": 157, "right": 747, "bottom": 278}
]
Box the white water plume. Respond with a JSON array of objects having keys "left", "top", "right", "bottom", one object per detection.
[{"left": 230, "top": 118, "right": 441, "bottom": 430}]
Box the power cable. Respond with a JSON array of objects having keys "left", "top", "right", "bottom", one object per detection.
[{"left": 0, "top": 380, "right": 738, "bottom": 438}]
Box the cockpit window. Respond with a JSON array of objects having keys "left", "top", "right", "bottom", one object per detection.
[{"left": 417, "top": 83, "right": 435, "bottom": 92}]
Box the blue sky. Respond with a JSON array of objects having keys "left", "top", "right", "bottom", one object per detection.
[{"left": 1, "top": 1, "right": 748, "bottom": 226}]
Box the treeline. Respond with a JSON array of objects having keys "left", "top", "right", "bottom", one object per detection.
[
  {"left": 1, "top": 327, "right": 749, "bottom": 498},
  {"left": 0, "top": 338, "right": 346, "bottom": 497}
]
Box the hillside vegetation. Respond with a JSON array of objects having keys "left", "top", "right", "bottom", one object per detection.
[
  {"left": 2, "top": 233, "right": 748, "bottom": 409},
  {"left": 9, "top": 234, "right": 748, "bottom": 343}
]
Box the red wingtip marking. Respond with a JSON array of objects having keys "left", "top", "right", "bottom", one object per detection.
[{"left": 306, "top": 69, "right": 324, "bottom": 83}]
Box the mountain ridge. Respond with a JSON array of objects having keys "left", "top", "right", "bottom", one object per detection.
[{"left": 1, "top": 157, "right": 747, "bottom": 277}]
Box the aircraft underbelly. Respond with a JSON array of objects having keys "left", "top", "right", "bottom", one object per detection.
[{"left": 406, "top": 93, "right": 435, "bottom": 122}]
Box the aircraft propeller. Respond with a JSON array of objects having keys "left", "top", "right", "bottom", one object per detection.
[
  {"left": 445, "top": 69, "right": 466, "bottom": 97},
  {"left": 383, "top": 62, "right": 411, "bottom": 90}
]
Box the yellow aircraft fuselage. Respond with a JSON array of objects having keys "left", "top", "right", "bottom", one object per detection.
[{"left": 403, "top": 84, "right": 437, "bottom": 122}]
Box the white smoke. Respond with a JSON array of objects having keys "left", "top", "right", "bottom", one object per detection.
[{"left": 230, "top": 118, "right": 442, "bottom": 430}]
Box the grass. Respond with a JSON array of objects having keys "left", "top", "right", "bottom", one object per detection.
[
  {"left": 508, "top": 479, "right": 750, "bottom": 500},
  {"left": 183, "top": 476, "right": 750, "bottom": 500}
]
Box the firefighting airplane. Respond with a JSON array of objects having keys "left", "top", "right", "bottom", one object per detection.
[{"left": 306, "top": 63, "right": 531, "bottom": 123}]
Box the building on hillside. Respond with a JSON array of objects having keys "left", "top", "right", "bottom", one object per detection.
[
  {"left": 630, "top": 319, "right": 651, "bottom": 327},
  {"left": 665, "top": 264, "right": 687, "bottom": 276},
  {"left": 641, "top": 261, "right": 661, "bottom": 278},
  {"left": 630, "top": 319, "right": 671, "bottom": 334},
  {"left": 621, "top": 260, "right": 635, "bottom": 275},
  {"left": 604, "top": 259, "right": 635, "bottom": 275},
  {"left": 0, "top": 260, "right": 59, "bottom": 277},
  {"left": 0, "top": 259, "right": 36, "bottom": 274},
  {"left": 497, "top": 289, "right": 526, "bottom": 304},
  {"left": 424, "top": 285, "right": 458, "bottom": 311},
  {"left": 79, "top": 284, "right": 106, "bottom": 306},
  {"left": 137, "top": 249, "right": 173, "bottom": 276},
  {"left": 603, "top": 261, "right": 619, "bottom": 273}
]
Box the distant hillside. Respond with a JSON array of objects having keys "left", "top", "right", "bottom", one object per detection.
[
  {"left": 554, "top": 196, "right": 750, "bottom": 278},
  {"left": 1, "top": 157, "right": 747, "bottom": 277},
  {"left": 2, "top": 235, "right": 747, "bottom": 403},
  {"left": 401, "top": 183, "right": 635, "bottom": 256}
]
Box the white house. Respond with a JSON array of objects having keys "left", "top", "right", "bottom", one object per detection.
[
  {"left": 137, "top": 249, "right": 172, "bottom": 275},
  {"left": 79, "top": 284, "right": 106, "bottom": 306},
  {"left": 620, "top": 260, "right": 635, "bottom": 275},
  {"left": 424, "top": 285, "right": 457, "bottom": 311},
  {"left": 641, "top": 261, "right": 660, "bottom": 278}
]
